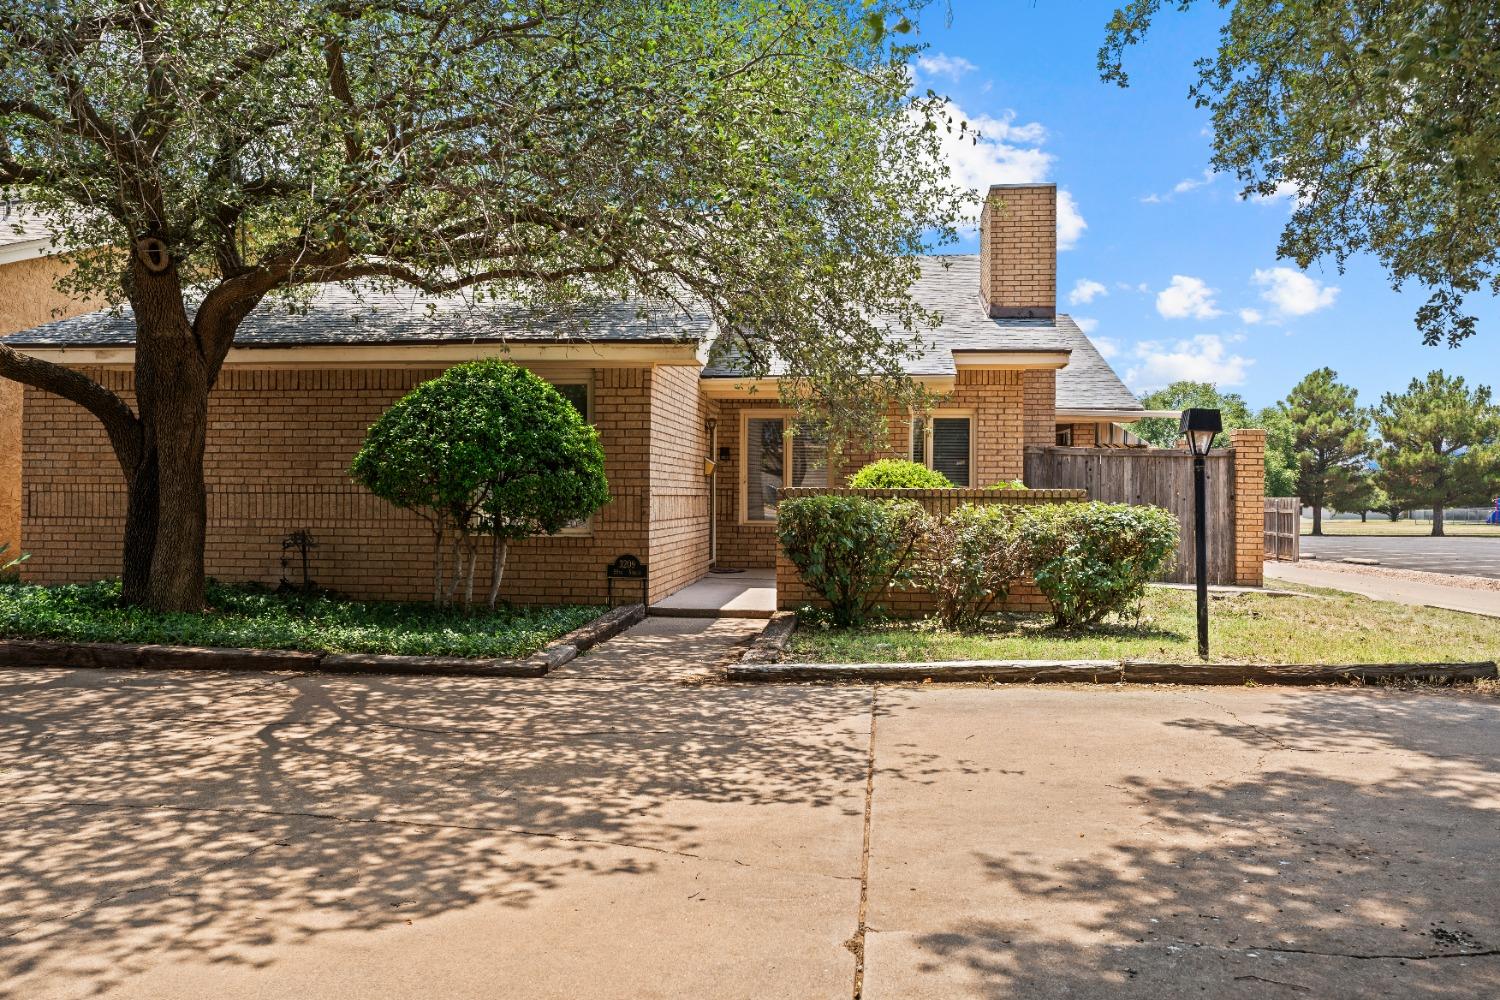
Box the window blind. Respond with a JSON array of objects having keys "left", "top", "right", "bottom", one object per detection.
[
  {"left": 745, "top": 417, "right": 784, "bottom": 521},
  {"left": 932, "top": 417, "right": 971, "bottom": 486}
]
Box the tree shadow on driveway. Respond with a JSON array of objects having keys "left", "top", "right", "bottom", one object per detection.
[{"left": 0, "top": 636, "right": 884, "bottom": 997}]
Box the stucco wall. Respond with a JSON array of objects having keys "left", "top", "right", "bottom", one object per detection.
[{"left": 0, "top": 254, "right": 96, "bottom": 561}]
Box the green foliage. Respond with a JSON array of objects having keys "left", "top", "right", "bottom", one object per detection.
[
  {"left": 1101, "top": 1, "right": 1500, "bottom": 346},
  {"left": 1374, "top": 371, "right": 1500, "bottom": 534},
  {"left": 777, "top": 494, "right": 925, "bottom": 627},
  {"left": 1, "top": 0, "right": 964, "bottom": 442},
  {"left": 351, "top": 360, "right": 608, "bottom": 605},
  {"left": 1135, "top": 381, "right": 1252, "bottom": 450},
  {"left": 0, "top": 580, "right": 597, "bottom": 658},
  {"left": 1256, "top": 405, "right": 1299, "bottom": 498},
  {"left": 0, "top": 543, "right": 26, "bottom": 580},
  {"left": 985, "top": 480, "right": 1026, "bottom": 490},
  {"left": 847, "top": 459, "right": 953, "bottom": 489},
  {"left": 1281, "top": 368, "right": 1371, "bottom": 531},
  {"left": 912, "top": 505, "right": 1027, "bottom": 629},
  {"left": 1023, "top": 502, "right": 1180, "bottom": 629}
]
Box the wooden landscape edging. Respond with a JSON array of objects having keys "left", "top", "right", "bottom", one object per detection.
[
  {"left": 0, "top": 604, "right": 645, "bottom": 678},
  {"left": 725, "top": 658, "right": 1498, "bottom": 685}
]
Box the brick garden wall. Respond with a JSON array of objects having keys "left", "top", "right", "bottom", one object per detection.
[
  {"left": 647, "top": 364, "right": 715, "bottom": 602},
  {"left": 774, "top": 487, "right": 1087, "bottom": 617},
  {"left": 20, "top": 365, "right": 674, "bottom": 605}
]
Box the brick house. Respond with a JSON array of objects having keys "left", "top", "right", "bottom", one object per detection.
[{"left": 4, "top": 183, "right": 1170, "bottom": 605}]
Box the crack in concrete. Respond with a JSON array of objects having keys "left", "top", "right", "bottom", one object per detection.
[
  {"left": 849, "top": 689, "right": 877, "bottom": 1000},
  {"left": 1254, "top": 944, "right": 1500, "bottom": 962}
]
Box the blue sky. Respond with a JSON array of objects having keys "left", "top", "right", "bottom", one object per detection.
[{"left": 913, "top": 1, "right": 1495, "bottom": 410}]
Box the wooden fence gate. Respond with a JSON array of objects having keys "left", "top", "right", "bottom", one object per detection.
[
  {"left": 1023, "top": 446, "right": 1236, "bottom": 584},
  {"left": 1264, "top": 497, "right": 1300, "bottom": 561}
]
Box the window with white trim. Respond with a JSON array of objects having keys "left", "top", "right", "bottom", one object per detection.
[
  {"left": 550, "top": 378, "right": 593, "bottom": 534},
  {"left": 744, "top": 415, "right": 828, "bottom": 522},
  {"left": 910, "top": 413, "right": 973, "bottom": 487}
]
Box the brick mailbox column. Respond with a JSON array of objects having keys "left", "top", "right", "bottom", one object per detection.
[{"left": 1229, "top": 428, "right": 1266, "bottom": 587}]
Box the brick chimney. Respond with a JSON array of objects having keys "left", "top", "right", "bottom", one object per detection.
[{"left": 978, "top": 183, "right": 1056, "bottom": 319}]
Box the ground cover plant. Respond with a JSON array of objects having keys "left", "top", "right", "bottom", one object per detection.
[
  {"left": 0, "top": 580, "right": 598, "bottom": 659},
  {"left": 790, "top": 586, "right": 1500, "bottom": 666}
]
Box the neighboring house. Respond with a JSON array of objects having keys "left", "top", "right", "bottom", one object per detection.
[
  {"left": 0, "top": 207, "right": 100, "bottom": 560},
  {"left": 4, "top": 183, "right": 1161, "bottom": 604}
]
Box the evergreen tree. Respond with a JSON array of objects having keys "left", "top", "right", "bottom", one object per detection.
[
  {"left": 1281, "top": 368, "right": 1370, "bottom": 536},
  {"left": 1374, "top": 371, "right": 1500, "bottom": 536}
]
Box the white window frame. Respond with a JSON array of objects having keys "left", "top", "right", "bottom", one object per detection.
[
  {"left": 909, "top": 409, "right": 976, "bottom": 487},
  {"left": 739, "top": 410, "right": 828, "bottom": 525}
]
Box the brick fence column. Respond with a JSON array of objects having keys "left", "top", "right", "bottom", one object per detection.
[{"left": 1229, "top": 428, "right": 1265, "bottom": 586}]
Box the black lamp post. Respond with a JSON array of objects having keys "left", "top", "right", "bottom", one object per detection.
[{"left": 1180, "top": 407, "right": 1223, "bottom": 658}]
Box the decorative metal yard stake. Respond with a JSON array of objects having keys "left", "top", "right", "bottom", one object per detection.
[{"left": 1180, "top": 408, "right": 1223, "bottom": 659}]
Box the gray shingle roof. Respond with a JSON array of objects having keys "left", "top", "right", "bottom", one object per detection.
[
  {"left": 704, "top": 255, "right": 1141, "bottom": 413},
  {"left": 0, "top": 206, "right": 57, "bottom": 248},
  {"left": 4, "top": 251, "right": 1140, "bottom": 411},
  {"left": 5, "top": 282, "right": 714, "bottom": 347}
]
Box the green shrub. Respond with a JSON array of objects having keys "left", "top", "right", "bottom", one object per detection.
[
  {"left": 778, "top": 495, "right": 925, "bottom": 627},
  {"left": 847, "top": 459, "right": 954, "bottom": 489},
  {"left": 351, "top": 360, "right": 609, "bottom": 608},
  {"left": 986, "top": 480, "right": 1026, "bottom": 490},
  {"left": 1022, "top": 502, "right": 1179, "bottom": 628},
  {"left": 912, "top": 504, "right": 1028, "bottom": 629}
]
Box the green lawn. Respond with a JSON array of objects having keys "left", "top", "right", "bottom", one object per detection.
[
  {"left": 1303, "top": 518, "right": 1500, "bottom": 538},
  {"left": 789, "top": 586, "right": 1500, "bottom": 665},
  {"left": 0, "top": 580, "right": 600, "bottom": 659}
]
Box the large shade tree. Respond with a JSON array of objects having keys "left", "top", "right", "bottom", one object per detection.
[
  {"left": 0, "top": 0, "right": 962, "bottom": 610},
  {"left": 1374, "top": 371, "right": 1500, "bottom": 537},
  {"left": 1101, "top": 1, "right": 1500, "bottom": 348}
]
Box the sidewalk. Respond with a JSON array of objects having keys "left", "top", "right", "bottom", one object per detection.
[{"left": 1265, "top": 560, "right": 1500, "bottom": 618}]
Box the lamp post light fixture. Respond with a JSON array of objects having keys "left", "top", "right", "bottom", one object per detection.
[{"left": 1180, "top": 407, "right": 1223, "bottom": 658}]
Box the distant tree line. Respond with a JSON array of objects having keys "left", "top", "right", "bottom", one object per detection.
[{"left": 1136, "top": 371, "right": 1500, "bottom": 537}]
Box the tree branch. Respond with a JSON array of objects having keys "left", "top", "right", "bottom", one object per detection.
[{"left": 0, "top": 342, "right": 142, "bottom": 472}]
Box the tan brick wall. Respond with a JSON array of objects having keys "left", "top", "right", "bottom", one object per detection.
[
  {"left": 978, "top": 184, "right": 1056, "bottom": 319},
  {"left": 951, "top": 369, "right": 1028, "bottom": 482},
  {"left": 1230, "top": 428, "right": 1266, "bottom": 587},
  {"left": 646, "top": 364, "right": 715, "bottom": 602},
  {"left": 775, "top": 487, "right": 1086, "bottom": 617},
  {"left": 21, "top": 366, "right": 661, "bottom": 605},
  {"left": 0, "top": 255, "right": 98, "bottom": 560}
]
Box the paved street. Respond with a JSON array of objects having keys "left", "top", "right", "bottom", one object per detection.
[
  {"left": 1301, "top": 534, "right": 1500, "bottom": 579},
  {"left": 3, "top": 618, "right": 1499, "bottom": 999}
]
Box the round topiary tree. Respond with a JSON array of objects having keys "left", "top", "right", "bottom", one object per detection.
[
  {"left": 351, "top": 360, "right": 609, "bottom": 609},
  {"left": 847, "top": 458, "right": 954, "bottom": 489}
]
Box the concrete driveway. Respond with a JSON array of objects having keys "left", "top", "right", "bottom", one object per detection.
[
  {"left": 1301, "top": 534, "right": 1500, "bottom": 579},
  {"left": 3, "top": 618, "right": 1498, "bottom": 999}
]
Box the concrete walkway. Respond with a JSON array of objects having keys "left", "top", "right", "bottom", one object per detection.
[
  {"left": 648, "top": 568, "right": 777, "bottom": 618},
  {"left": 3, "top": 619, "right": 1498, "bottom": 998},
  {"left": 1267, "top": 560, "right": 1500, "bottom": 618}
]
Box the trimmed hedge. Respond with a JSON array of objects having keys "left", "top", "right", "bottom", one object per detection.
[
  {"left": 847, "top": 459, "right": 954, "bottom": 489},
  {"left": 777, "top": 494, "right": 925, "bottom": 627}
]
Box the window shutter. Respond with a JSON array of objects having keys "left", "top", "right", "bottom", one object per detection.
[
  {"left": 932, "top": 417, "right": 971, "bottom": 486},
  {"left": 745, "top": 417, "right": 784, "bottom": 520}
]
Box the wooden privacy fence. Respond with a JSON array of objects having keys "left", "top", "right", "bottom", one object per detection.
[
  {"left": 1264, "top": 497, "right": 1300, "bottom": 561},
  {"left": 1023, "top": 444, "right": 1251, "bottom": 586}
]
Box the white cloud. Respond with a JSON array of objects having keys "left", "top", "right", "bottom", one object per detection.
[
  {"left": 1069, "top": 279, "right": 1108, "bottom": 306},
  {"left": 1074, "top": 316, "right": 1100, "bottom": 334},
  {"left": 1252, "top": 180, "right": 1301, "bottom": 204},
  {"left": 1238, "top": 308, "right": 1263, "bottom": 325},
  {"left": 1155, "top": 275, "right": 1222, "bottom": 320},
  {"left": 924, "top": 100, "right": 1087, "bottom": 250},
  {"left": 1091, "top": 334, "right": 1120, "bottom": 359},
  {"left": 1252, "top": 266, "right": 1339, "bottom": 317},
  {"left": 916, "top": 53, "right": 978, "bottom": 83},
  {"left": 1142, "top": 169, "right": 1215, "bottom": 204},
  {"left": 1123, "top": 334, "right": 1254, "bottom": 392}
]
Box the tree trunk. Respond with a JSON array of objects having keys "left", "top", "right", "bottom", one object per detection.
[
  {"left": 1360, "top": 510, "right": 1368, "bottom": 523},
  {"left": 488, "top": 536, "right": 509, "bottom": 610},
  {"left": 1432, "top": 504, "right": 1445, "bottom": 537},
  {"left": 127, "top": 263, "right": 211, "bottom": 611},
  {"left": 432, "top": 522, "right": 446, "bottom": 604},
  {"left": 1311, "top": 503, "right": 1323, "bottom": 536}
]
